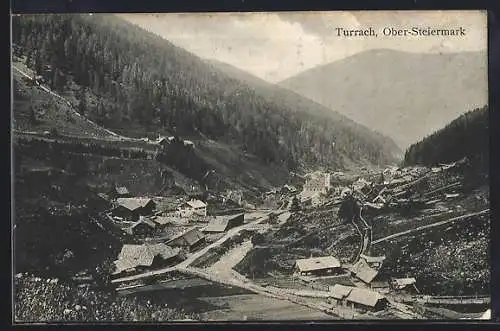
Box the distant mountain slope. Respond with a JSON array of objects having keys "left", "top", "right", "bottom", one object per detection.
[
  {"left": 206, "top": 59, "right": 401, "bottom": 159},
  {"left": 12, "top": 60, "right": 119, "bottom": 139},
  {"left": 403, "top": 105, "right": 488, "bottom": 174},
  {"left": 12, "top": 14, "right": 397, "bottom": 172},
  {"left": 279, "top": 49, "right": 487, "bottom": 149}
]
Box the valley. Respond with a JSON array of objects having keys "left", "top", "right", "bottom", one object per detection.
[{"left": 12, "top": 13, "right": 490, "bottom": 323}]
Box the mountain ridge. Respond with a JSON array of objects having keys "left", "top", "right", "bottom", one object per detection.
[
  {"left": 12, "top": 14, "right": 399, "bottom": 175},
  {"left": 279, "top": 48, "right": 487, "bottom": 149},
  {"left": 204, "top": 58, "right": 401, "bottom": 159}
]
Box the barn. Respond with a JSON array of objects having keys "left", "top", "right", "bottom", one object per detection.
[{"left": 203, "top": 213, "right": 245, "bottom": 233}]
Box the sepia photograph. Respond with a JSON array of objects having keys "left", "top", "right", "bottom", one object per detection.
[{"left": 11, "top": 10, "right": 489, "bottom": 322}]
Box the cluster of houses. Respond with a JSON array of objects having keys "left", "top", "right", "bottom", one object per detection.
[
  {"left": 104, "top": 185, "right": 248, "bottom": 278},
  {"left": 291, "top": 253, "right": 419, "bottom": 311}
]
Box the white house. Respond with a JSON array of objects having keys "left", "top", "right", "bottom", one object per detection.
[{"left": 178, "top": 199, "right": 207, "bottom": 217}]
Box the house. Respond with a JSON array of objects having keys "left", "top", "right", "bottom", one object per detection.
[
  {"left": 359, "top": 254, "right": 386, "bottom": 269},
  {"left": 294, "top": 256, "right": 342, "bottom": 277},
  {"left": 125, "top": 217, "right": 157, "bottom": 236},
  {"left": 303, "top": 171, "right": 330, "bottom": 195},
  {"left": 329, "top": 284, "right": 353, "bottom": 307},
  {"left": 113, "top": 198, "right": 156, "bottom": 221},
  {"left": 112, "top": 243, "right": 182, "bottom": 276},
  {"left": 108, "top": 186, "right": 131, "bottom": 199},
  {"left": 166, "top": 227, "right": 205, "bottom": 251},
  {"left": 152, "top": 216, "right": 171, "bottom": 227},
  {"left": 345, "top": 287, "right": 389, "bottom": 311},
  {"left": 390, "top": 277, "right": 419, "bottom": 293},
  {"left": 203, "top": 213, "right": 245, "bottom": 233},
  {"left": 350, "top": 259, "right": 380, "bottom": 285},
  {"left": 179, "top": 199, "right": 207, "bottom": 217}
]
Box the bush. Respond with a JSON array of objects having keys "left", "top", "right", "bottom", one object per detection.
[{"left": 14, "top": 274, "right": 200, "bottom": 322}]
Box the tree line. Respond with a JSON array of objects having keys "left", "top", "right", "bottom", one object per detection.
[
  {"left": 12, "top": 14, "right": 396, "bottom": 170},
  {"left": 403, "top": 105, "right": 488, "bottom": 174}
]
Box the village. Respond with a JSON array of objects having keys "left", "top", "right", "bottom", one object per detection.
[{"left": 79, "top": 155, "right": 490, "bottom": 320}]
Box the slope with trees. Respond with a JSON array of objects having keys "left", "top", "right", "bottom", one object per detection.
[
  {"left": 403, "top": 105, "right": 488, "bottom": 183},
  {"left": 12, "top": 14, "right": 397, "bottom": 171}
]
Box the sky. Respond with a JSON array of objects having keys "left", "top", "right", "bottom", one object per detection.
[{"left": 119, "top": 11, "right": 487, "bottom": 83}]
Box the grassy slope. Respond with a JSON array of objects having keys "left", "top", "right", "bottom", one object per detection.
[{"left": 12, "top": 57, "right": 118, "bottom": 139}]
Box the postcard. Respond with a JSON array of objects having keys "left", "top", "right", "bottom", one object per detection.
[{"left": 12, "top": 10, "right": 489, "bottom": 322}]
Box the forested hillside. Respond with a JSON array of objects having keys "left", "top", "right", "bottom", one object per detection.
[
  {"left": 12, "top": 14, "right": 397, "bottom": 170},
  {"left": 403, "top": 106, "right": 488, "bottom": 174}
]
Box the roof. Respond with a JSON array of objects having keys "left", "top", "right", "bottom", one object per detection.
[
  {"left": 357, "top": 268, "right": 379, "bottom": 284},
  {"left": 116, "top": 198, "right": 154, "bottom": 211},
  {"left": 204, "top": 218, "right": 230, "bottom": 232},
  {"left": 392, "top": 278, "right": 416, "bottom": 288},
  {"left": 360, "top": 254, "right": 386, "bottom": 264},
  {"left": 185, "top": 199, "right": 206, "bottom": 209},
  {"left": 145, "top": 243, "right": 180, "bottom": 260},
  {"left": 346, "top": 287, "right": 386, "bottom": 307},
  {"left": 295, "top": 256, "right": 341, "bottom": 272},
  {"left": 350, "top": 260, "right": 379, "bottom": 283},
  {"left": 114, "top": 244, "right": 179, "bottom": 273},
  {"left": 116, "top": 244, "right": 155, "bottom": 270},
  {"left": 131, "top": 217, "right": 156, "bottom": 229},
  {"left": 168, "top": 227, "right": 205, "bottom": 246},
  {"left": 204, "top": 214, "right": 244, "bottom": 232},
  {"left": 153, "top": 216, "right": 171, "bottom": 225},
  {"left": 330, "top": 284, "right": 353, "bottom": 300}
]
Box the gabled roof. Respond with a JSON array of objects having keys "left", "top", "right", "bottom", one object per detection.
[
  {"left": 346, "top": 287, "right": 386, "bottom": 307},
  {"left": 350, "top": 259, "right": 379, "bottom": 284},
  {"left": 330, "top": 284, "right": 353, "bottom": 300},
  {"left": 184, "top": 199, "right": 206, "bottom": 209},
  {"left": 204, "top": 214, "right": 244, "bottom": 232},
  {"left": 145, "top": 243, "right": 180, "bottom": 260},
  {"left": 116, "top": 198, "right": 154, "bottom": 211},
  {"left": 117, "top": 244, "right": 155, "bottom": 269},
  {"left": 167, "top": 227, "right": 205, "bottom": 246},
  {"left": 153, "top": 216, "right": 171, "bottom": 225},
  {"left": 131, "top": 217, "right": 156, "bottom": 229},
  {"left": 392, "top": 277, "right": 416, "bottom": 289},
  {"left": 204, "top": 218, "right": 230, "bottom": 232},
  {"left": 295, "top": 256, "right": 341, "bottom": 272},
  {"left": 114, "top": 243, "right": 179, "bottom": 273}
]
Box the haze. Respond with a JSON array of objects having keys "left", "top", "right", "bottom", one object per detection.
[{"left": 119, "top": 11, "right": 487, "bottom": 83}]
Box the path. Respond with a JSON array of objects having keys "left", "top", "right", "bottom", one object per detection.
[
  {"left": 111, "top": 211, "right": 276, "bottom": 284},
  {"left": 207, "top": 241, "right": 253, "bottom": 275},
  {"left": 372, "top": 209, "right": 489, "bottom": 245},
  {"left": 13, "top": 65, "right": 131, "bottom": 141}
]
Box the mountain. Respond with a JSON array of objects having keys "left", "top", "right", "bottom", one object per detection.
[
  {"left": 205, "top": 59, "right": 401, "bottom": 159},
  {"left": 12, "top": 14, "right": 398, "bottom": 175},
  {"left": 403, "top": 105, "right": 488, "bottom": 179},
  {"left": 279, "top": 49, "right": 487, "bottom": 149}
]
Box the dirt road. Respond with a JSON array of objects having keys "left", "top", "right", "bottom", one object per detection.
[
  {"left": 372, "top": 209, "right": 489, "bottom": 245},
  {"left": 112, "top": 211, "right": 275, "bottom": 284}
]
